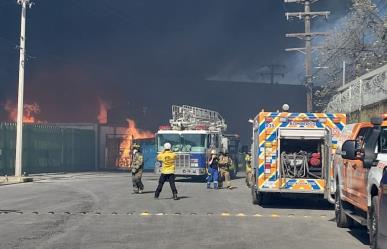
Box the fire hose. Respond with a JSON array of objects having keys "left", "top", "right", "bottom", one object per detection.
[{"left": 280, "top": 151, "right": 320, "bottom": 179}]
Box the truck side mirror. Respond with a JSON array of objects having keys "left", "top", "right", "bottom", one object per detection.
[
  {"left": 363, "top": 126, "right": 381, "bottom": 168},
  {"left": 371, "top": 117, "right": 383, "bottom": 126},
  {"left": 341, "top": 140, "right": 357, "bottom": 160}
]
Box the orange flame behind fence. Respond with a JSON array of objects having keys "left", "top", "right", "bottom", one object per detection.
[
  {"left": 117, "top": 119, "right": 155, "bottom": 168},
  {"left": 97, "top": 99, "right": 110, "bottom": 124},
  {"left": 4, "top": 100, "right": 42, "bottom": 124}
]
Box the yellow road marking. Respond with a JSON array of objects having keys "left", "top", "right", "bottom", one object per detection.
[{"left": 10, "top": 210, "right": 329, "bottom": 219}]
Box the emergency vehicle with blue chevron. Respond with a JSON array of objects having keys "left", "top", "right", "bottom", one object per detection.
[{"left": 251, "top": 110, "right": 346, "bottom": 205}]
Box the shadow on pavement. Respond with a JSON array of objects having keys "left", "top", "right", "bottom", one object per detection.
[
  {"left": 175, "top": 177, "right": 206, "bottom": 183},
  {"left": 260, "top": 194, "right": 333, "bottom": 210},
  {"left": 139, "top": 191, "right": 155, "bottom": 194},
  {"left": 158, "top": 196, "right": 190, "bottom": 200},
  {"left": 0, "top": 209, "right": 22, "bottom": 213},
  {"left": 328, "top": 214, "right": 370, "bottom": 246},
  {"left": 348, "top": 227, "right": 369, "bottom": 246}
]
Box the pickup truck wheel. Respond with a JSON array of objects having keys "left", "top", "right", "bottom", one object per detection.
[
  {"left": 335, "top": 184, "right": 353, "bottom": 228},
  {"left": 370, "top": 196, "right": 379, "bottom": 249}
]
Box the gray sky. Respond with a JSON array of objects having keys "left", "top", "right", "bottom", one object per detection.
[{"left": 0, "top": 0, "right": 352, "bottom": 143}]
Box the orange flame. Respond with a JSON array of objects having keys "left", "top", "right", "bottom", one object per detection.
[
  {"left": 117, "top": 119, "right": 155, "bottom": 168},
  {"left": 97, "top": 98, "right": 110, "bottom": 124},
  {"left": 4, "top": 100, "right": 42, "bottom": 123}
]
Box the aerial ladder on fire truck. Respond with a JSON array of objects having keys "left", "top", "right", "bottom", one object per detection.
[{"left": 170, "top": 105, "right": 227, "bottom": 132}]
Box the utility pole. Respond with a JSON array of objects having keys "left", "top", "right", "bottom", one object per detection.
[
  {"left": 284, "top": 0, "right": 330, "bottom": 112},
  {"left": 15, "top": 0, "right": 32, "bottom": 178},
  {"left": 260, "top": 65, "right": 285, "bottom": 84}
]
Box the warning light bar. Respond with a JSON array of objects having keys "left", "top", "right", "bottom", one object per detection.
[
  {"left": 279, "top": 117, "right": 288, "bottom": 122},
  {"left": 159, "top": 125, "right": 171, "bottom": 130},
  {"left": 318, "top": 118, "right": 327, "bottom": 123}
]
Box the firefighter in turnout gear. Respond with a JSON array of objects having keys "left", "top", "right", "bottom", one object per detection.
[
  {"left": 130, "top": 143, "right": 144, "bottom": 194},
  {"left": 155, "top": 143, "right": 179, "bottom": 200},
  {"left": 245, "top": 152, "right": 253, "bottom": 187},
  {"left": 218, "top": 151, "right": 232, "bottom": 189}
]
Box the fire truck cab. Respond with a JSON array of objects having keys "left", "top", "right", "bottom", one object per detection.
[{"left": 155, "top": 105, "right": 234, "bottom": 177}]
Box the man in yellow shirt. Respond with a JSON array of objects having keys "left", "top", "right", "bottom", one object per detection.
[{"left": 155, "top": 143, "right": 179, "bottom": 200}]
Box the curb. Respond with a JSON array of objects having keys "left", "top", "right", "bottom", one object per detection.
[{"left": 0, "top": 177, "right": 33, "bottom": 186}]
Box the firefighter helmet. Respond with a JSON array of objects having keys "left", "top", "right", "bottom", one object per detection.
[{"left": 164, "top": 143, "right": 172, "bottom": 150}]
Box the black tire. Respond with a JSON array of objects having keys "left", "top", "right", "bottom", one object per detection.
[
  {"left": 251, "top": 186, "right": 264, "bottom": 205},
  {"left": 252, "top": 185, "right": 259, "bottom": 204},
  {"left": 335, "top": 183, "right": 353, "bottom": 228},
  {"left": 370, "top": 196, "right": 379, "bottom": 249}
]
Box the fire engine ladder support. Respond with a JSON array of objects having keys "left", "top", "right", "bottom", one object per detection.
[{"left": 170, "top": 105, "right": 227, "bottom": 132}]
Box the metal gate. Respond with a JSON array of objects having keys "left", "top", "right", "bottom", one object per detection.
[{"left": 104, "top": 135, "right": 156, "bottom": 171}]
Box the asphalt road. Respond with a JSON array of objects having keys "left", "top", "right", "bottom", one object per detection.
[{"left": 0, "top": 172, "right": 370, "bottom": 249}]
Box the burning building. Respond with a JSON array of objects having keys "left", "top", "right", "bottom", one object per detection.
[
  {"left": 3, "top": 100, "right": 43, "bottom": 124},
  {"left": 116, "top": 119, "right": 155, "bottom": 168}
]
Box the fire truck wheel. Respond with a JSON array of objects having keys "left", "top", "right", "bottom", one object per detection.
[
  {"left": 251, "top": 187, "right": 264, "bottom": 205},
  {"left": 335, "top": 183, "right": 353, "bottom": 228},
  {"left": 370, "top": 195, "right": 379, "bottom": 249}
]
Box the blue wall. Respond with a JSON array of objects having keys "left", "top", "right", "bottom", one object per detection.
[{"left": 136, "top": 139, "right": 156, "bottom": 171}]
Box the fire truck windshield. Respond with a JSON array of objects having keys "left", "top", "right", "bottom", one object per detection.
[
  {"left": 157, "top": 133, "right": 207, "bottom": 152},
  {"left": 181, "top": 134, "right": 207, "bottom": 152}
]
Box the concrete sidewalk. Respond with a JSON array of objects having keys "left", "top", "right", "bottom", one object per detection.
[{"left": 0, "top": 176, "right": 33, "bottom": 186}]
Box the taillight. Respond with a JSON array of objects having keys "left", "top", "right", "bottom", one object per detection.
[{"left": 265, "top": 163, "right": 271, "bottom": 174}]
